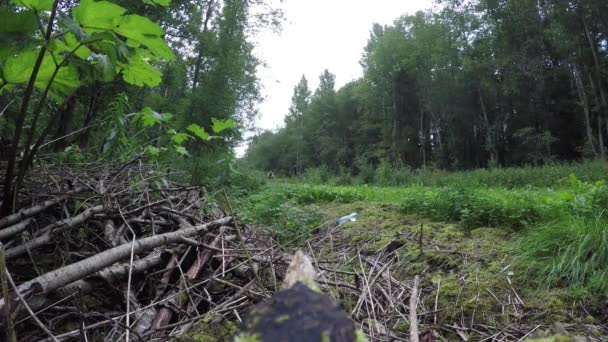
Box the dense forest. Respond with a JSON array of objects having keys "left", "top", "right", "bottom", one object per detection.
[{"left": 246, "top": 0, "right": 608, "bottom": 176}]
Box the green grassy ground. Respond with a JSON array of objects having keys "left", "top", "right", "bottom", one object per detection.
[{"left": 232, "top": 161, "right": 608, "bottom": 339}]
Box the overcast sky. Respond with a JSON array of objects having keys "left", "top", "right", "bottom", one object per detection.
[{"left": 252, "top": 0, "right": 435, "bottom": 131}]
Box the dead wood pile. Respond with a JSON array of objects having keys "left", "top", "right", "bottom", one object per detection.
[{"left": 0, "top": 161, "right": 286, "bottom": 341}]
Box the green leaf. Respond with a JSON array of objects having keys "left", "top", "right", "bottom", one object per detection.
[
  {"left": 120, "top": 53, "right": 162, "bottom": 87},
  {"left": 11, "top": 0, "right": 52, "bottom": 10},
  {"left": 134, "top": 107, "right": 164, "bottom": 127},
  {"left": 112, "top": 15, "right": 174, "bottom": 60},
  {"left": 171, "top": 132, "right": 189, "bottom": 144},
  {"left": 161, "top": 113, "right": 173, "bottom": 121},
  {"left": 211, "top": 118, "right": 236, "bottom": 133},
  {"left": 73, "top": 0, "right": 127, "bottom": 32},
  {"left": 0, "top": 10, "right": 36, "bottom": 33},
  {"left": 145, "top": 145, "right": 160, "bottom": 157},
  {"left": 187, "top": 124, "right": 209, "bottom": 141},
  {"left": 50, "top": 33, "right": 91, "bottom": 60},
  {"left": 3, "top": 49, "right": 80, "bottom": 101},
  {"left": 175, "top": 145, "right": 189, "bottom": 156},
  {"left": 142, "top": 0, "right": 171, "bottom": 7},
  {"left": 72, "top": 0, "right": 174, "bottom": 60}
]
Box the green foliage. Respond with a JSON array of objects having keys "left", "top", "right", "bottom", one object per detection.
[
  {"left": 248, "top": 162, "right": 608, "bottom": 294},
  {"left": 236, "top": 183, "right": 363, "bottom": 244},
  {"left": 516, "top": 215, "right": 608, "bottom": 294},
  {"left": 11, "top": 0, "right": 52, "bottom": 10},
  {"left": 245, "top": 0, "right": 608, "bottom": 176}
]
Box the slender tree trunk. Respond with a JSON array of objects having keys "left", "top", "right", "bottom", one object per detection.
[
  {"left": 598, "top": 115, "right": 606, "bottom": 160},
  {"left": 52, "top": 96, "right": 76, "bottom": 152},
  {"left": 573, "top": 67, "right": 597, "bottom": 157},
  {"left": 478, "top": 86, "right": 496, "bottom": 165},
  {"left": 583, "top": 16, "right": 608, "bottom": 141},
  {"left": 1, "top": 0, "right": 60, "bottom": 216},
  {"left": 79, "top": 86, "right": 101, "bottom": 148},
  {"left": 191, "top": 0, "right": 216, "bottom": 93},
  {"left": 419, "top": 107, "right": 426, "bottom": 169}
]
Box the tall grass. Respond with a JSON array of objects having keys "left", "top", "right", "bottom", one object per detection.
[{"left": 516, "top": 215, "right": 608, "bottom": 293}]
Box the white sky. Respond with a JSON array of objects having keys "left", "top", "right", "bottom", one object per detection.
[{"left": 252, "top": 0, "right": 435, "bottom": 131}]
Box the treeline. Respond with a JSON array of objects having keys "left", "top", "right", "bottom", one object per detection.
[{"left": 245, "top": 0, "right": 608, "bottom": 176}]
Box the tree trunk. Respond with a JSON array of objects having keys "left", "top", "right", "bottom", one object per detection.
[
  {"left": 191, "top": 0, "right": 216, "bottom": 93},
  {"left": 478, "top": 86, "right": 497, "bottom": 165},
  {"left": 599, "top": 115, "right": 605, "bottom": 160},
  {"left": 52, "top": 95, "right": 76, "bottom": 152},
  {"left": 573, "top": 67, "right": 597, "bottom": 157},
  {"left": 583, "top": 16, "right": 608, "bottom": 142},
  {"left": 79, "top": 86, "right": 101, "bottom": 149}
]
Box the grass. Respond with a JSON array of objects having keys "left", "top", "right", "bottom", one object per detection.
[
  {"left": 235, "top": 161, "right": 608, "bottom": 295},
  {"left": 516, "top": 215, "right": 608, "bottom": 294}
]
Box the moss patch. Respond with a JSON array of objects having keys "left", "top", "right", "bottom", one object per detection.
[
  {"left": 317, "top": 201, "right": 601, "bottom": 340},
  {"left": 174, "top": 319, "right": 238, "bottom": 342}
]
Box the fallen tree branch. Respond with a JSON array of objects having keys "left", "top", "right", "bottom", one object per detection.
[
  {"left": 0, "top": 216, "right": 232, "bottom": 314},
  {"left": 409, "top": 275, "right": 420, "bottom": 342},
  {"left": 0, "top": 218, "right": 33, "bottom": 241},
  {"left": 5, "top": 205, "right": 105, "bottom": 259}
]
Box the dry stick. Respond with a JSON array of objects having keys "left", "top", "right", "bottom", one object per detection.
[
  {"left": 419, "top": 223, "right": 424, "bottom": 255},
  {"left": 409, "top": 275, "right": 420, "bottom": 342},
  {"left": 5, "top": 204, "right": 105, "bottom": 259},
  {"left": 0, "top": 242, "right": 17, "bottom": 342},
  {"left": 148, "top": 229, "right": 227, "bottom": 338},
  {"left": 5, "top": 268, "right": 59, "bottom": 342},
  {"left": 434, "top": 277, "right": 441, "bottom": 325},
  {"left": 0, "top": 218, "right": 33, "bottom": 241},
  {"left": 0, "top": 195, "right": 68, "bottom": 229},
  {"left": 516, "top": 324, "right": 541, "bottom": 342},
  {"left": 118, "top": 206, "right": 137, "bottom": 342},
  {"left": 0, "top": 216, "right": 232, "bottom": 313}
]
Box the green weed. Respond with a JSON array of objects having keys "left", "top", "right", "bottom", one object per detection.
[{"left": 516, "top": 215, "right": 608, "bottom": 294}]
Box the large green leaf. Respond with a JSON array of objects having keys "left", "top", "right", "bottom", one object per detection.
[
  {"left": 3, "top": 49, "right": 80, "bottom": 101},
  {"left": 11, "top": 0, "right": 52, "bottom": 10},
  {"left": 0, "top": 10, "right": 37, "bottom": 33},
  {"left": 112, "top": 15, "right": 174, "bottom": 60},
  {"left": 73, "top": 0, "right": 126, "bottom": 32},
  {"left": 120, "top": 54, "right": 162, "bottom": 87},
  {"left": 50, "top": 33, "right": 92, "bottom": 60},
  {"left": 73, "top": 0, "right": 173, "bottom": 60},
  {"left": 0, "top": 10, "right": 37, "bottom": 57}
]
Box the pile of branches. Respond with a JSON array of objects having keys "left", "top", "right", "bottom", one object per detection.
[{"left": 0, "top": 161, "right": 289, "bottom": 341}]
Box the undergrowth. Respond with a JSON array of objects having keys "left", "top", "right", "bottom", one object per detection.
[{"left": 236, "top": 161, "right": 608, "bottom": 294}]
